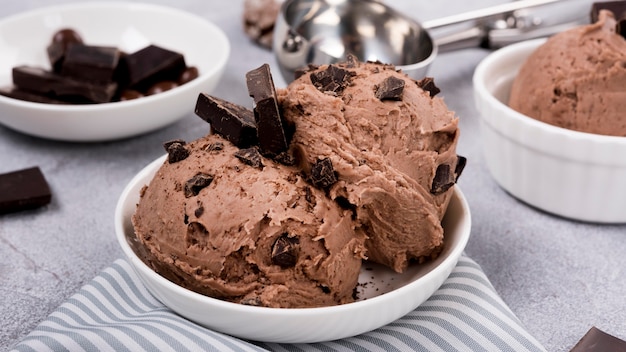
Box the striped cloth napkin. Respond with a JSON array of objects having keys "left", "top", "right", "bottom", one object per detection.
[{"left": 10, "top": 256, "right": 546, "bottom": 352}]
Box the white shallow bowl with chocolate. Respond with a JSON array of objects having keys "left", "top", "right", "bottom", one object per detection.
[
  {"left": 0, "top": 2, "right": 229, "bottom": 142},
  {"left": 473, "top": 38, "right": 626, "bottom": 223},
  {"left": 115, "top": 154, "right": 472, "bottom": 343}
]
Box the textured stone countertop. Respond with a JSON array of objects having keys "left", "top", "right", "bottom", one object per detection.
[{"left": 1, "top": 1, "right": 625, "bottom": 351}]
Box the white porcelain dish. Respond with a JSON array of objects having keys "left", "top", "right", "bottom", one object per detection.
[
  {"left": 0, "top": 2, "right": 229, "bottom": 142},
  {"left": 474, "top": 38, "right": 626, "bottom": 223},
  {"left": 115, "top": 154, "right": 472, "bottom": 343}
]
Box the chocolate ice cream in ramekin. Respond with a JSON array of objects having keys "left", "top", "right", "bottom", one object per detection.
[{"left": 474, "top": 4, "right": 626, "bottom": 223}]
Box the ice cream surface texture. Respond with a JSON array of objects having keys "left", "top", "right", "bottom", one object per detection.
[
  {"left": 279, "top": 60, "right": 461, "bottom": 272},
  {"left": 132, "top": 135, "right": 366, "bottom": 308},
  {"left": 509, "top": 10, "right": 626, "bottom": 136}
]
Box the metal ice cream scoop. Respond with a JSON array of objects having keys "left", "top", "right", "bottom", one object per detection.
[{"left": 274, "top": 0, "right": 593, "bottom": 82}]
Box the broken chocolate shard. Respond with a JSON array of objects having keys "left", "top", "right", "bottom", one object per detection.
[
  {"left": 271, "top": 234, "right": 299, "bottom": 267},
  {"left": 234, "top": 147, "right": 264, "bottom": 169},
  {"left": 195, "top": 93, "right": 258, "bottom": 148},
  {"left": 569, "top": 326, "right": 626, "bottom": 352},
  {"left": 0, "top": 167, "right": 51, "bottom": 214},
  {"left": 60, "top": 44, "right": 121, "bottom": 83},
  {"left": 416, "top": 77, "right": 440, "bottom": 98},
  {"left": 455, "top": 155, "right": 467, "bottom": 182},
  {"left": 591, "top": 1, "right": 626, "bottom": 23},
  {"left": 246, "top": 64, "right": 289, "bottom": 157},
  {"left": 311, "top": 158, "right": 338, "bottom": 189},
  {"left": 310, "top": 64, "right": 354, "bottom": 95},
  {"left": 375, "top": 76, "right": 405, "bottom": 101},
  {"left": 430, "top": 164, "right": 455, "bottom": 195},
  {"left": 123, "top": 44, "right": 187, "bottom": 91},
  {"left": 163, "top": 139, "right": 189, "bottom": 163},
  {"left": 12, "top": 65, "right": 117, "bottom": 103},
  {"left": 184, "top": 173, "right": 214, "bottom": 198},
  {"left": 0, "top": 87, "right": 69, "bottom": 104}
]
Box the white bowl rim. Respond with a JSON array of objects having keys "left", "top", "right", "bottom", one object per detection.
[
  {"left": 114, "top": 154, "right": 472, "bottom": 317},
  {"left": 0, "top": 1, "right": 230, "bottom": 112},
  {"left": 473, "top": 38, "right": 626, "bottom": 145}
]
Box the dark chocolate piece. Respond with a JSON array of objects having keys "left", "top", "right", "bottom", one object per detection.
[
  {"left": 0, "top": 167, "right": 51, "bottom": 214},
  {"left": 431, "top": 164, "right": 454, "bottom": 195},
  {"left": 12, "top": 65, "right": 117, "bottom": 103},
  {"left": 310, "top": 158, "right": 338, "bottom": 189},
  {"left": 310, "top": 65, "right": 354, "bottom": 95},
  {"left": 119, "top": 89, "right": 144, "bottom": 101},
  {"left": 246, "top": 64, "right": 289, "bottom": 156},
  {"left": 0, "top": 87, "right": 69, "bottom": 104},
  {"left": 591, "top": 1, "right": 626, "bottom": 23},
  {"left": 60, "top": 44, "right": 121, "bottom": 83},
  {"left": 177, "top": 66, "right": 199, "bottom": 85},
  {"left": 375, "top": 76, "right": 405, "bottom": 101},
  {"left": 184, "top": 173, "right": 214, "bottom": 198},
  {"left": 163, "top": 139, "right": 190, "bottom": 163},
  {"left": 455, "top": 155, "right": 467, "bottom": 182},
  {"left": 146, "top": 81, "right": 178, "bottom": 95},
  {"left": 47, "top": 28, "right": 83, "bottom": 72},
  {"left": 234, "top": 147, "right": 264, "bottom": 169},
  {"left": 416, "top": 77, "right": 440, "bottom": 98},
  {"left": 569, "top": 327, "right": 626, "bottom": 352},
  {"left": 195, "top": 93, "right": 258, "bottom": 148},
  {"left": 124, "top": 44, "right": 187, "bottom": 91},
  {"left": 271, "top": 234, "right": 299, "bottom": 267}
]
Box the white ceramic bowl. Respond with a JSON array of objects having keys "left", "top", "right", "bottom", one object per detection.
[
  {"left": 0, "top": 2, "right": 229, "bottom": 142},
  {"left": 115, "top": 154, "right": 472, "bottom": 343},
  {"left": 474, "top": 38, "right": 626, "bottom": 223}
]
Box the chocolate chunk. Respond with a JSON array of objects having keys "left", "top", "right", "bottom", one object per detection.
[
  {"left": 163, "top": 139, "right": 189, "bottom": 163},
  {"left": 123, "top": 44, "right": 187, "bottom": 91},
  {"left": 570, "top": 327, "right": 626, "bottom": 352},
  {"left": 455, "top": 155, "right": 467, "bottom": 182},
  {"left": 375, "top": 76, "right": 405, "bottom": 101},
  {"left": 271, "top": 234, "right": 299, "bottom": 267},
  {"left": 618, "top": 19, "right": 626, "bottom": 39},
  {"left": 0, "top": 87, "right": 69, "bottom": 104},
  {"left": 47, "top": 28, "right": 83, "bottom": 72},
  {"left": 195, "top": 93, "right": 258, "bottom": 148},
  {"left": 119, "top": 89, "right": 143, "bottom": 101},
  {"left": 591, "top": 1, "right": 626, "bottom": 23},
  {"left": 12, "top": 65, "right": 117, "bottom": 103},
  {"left": 246, "top": 64, "right": 289, "bottom": 156},
  {"left": 0, "top": 167, "right": 51, "bottom": 214},
  {"left": 310, "top": 65, "right": 354, "bottom": 95},
  {"left": 177, "top": 66, "right": 199, "bottom": 85},
  {"left": 234, "top": 147, "right": 264, "bottom": 169},
  {"left": 146, "top": 81, "right": 178, "bottom": 95},
  {"left": 184, "top": 173, "right": 214, "bottom": 198},
  {"left": 60, "top": 44, "right": 121, "bottom": 83},
  {"left": 416, "top": 77, "right": 440, "bottom": 98},
  {"left": 310, "top": 158, "right": 338, "bottom": 189},
  {"left": 431, "top": 164, "right": 454, "bottom": 195}
]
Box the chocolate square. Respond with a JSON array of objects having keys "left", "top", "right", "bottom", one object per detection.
[
  {"left": 195, "top": 93, "right": 258, "bottom": 148},
  {"left": 0, "top": 167, "right": 52, "bottom": 214}
]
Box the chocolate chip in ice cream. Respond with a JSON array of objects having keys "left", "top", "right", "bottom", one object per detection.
[
  {"left": 375, "top": 76, "right": 405, "bottom": 101},
  {"left": 310, "top": 157, "right": 338, "bottom": 189},
  {"left": 310, "top": 65, "right": 354, "bottom": 95},
  {"left": 246, "top": 64, "right": 289, "bottom": 157},
  {"left": 195, "top": 93, "right": 258, "bottom": 148},
  {"left": 416, "top": 77, "right": 440, "bottom": 98},
  {"left": 163, "top": 139, "right": 189, "bottom": 163},
  {"left": 430, "top": 164, "right": 454, "bottom": 195},
  {"left": 234, "top": 147, "right": 264, "bottom": 169},
  {"left": 184, "top": 173, "right": 214, "bottom": 197},
  {"left": 455, "top": 155, "right": 467, "bottom": 182},
  {"left": 271, "top": 234, "right": 299, "bottom": 267}
]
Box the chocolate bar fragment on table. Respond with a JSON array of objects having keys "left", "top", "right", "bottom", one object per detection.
[
  {"left": 569, "top": 326, "right": 626, "bottom": 352},
  {"left": 60, "top": 44, "right": 121, "bottom": 83},
  {"left": 0, "top": 167, "right": 52, "bottom": 214},
  {"left": 123, "top": 44, "right": 187, "bottom": 92},
  {"left": 12, "top": 65, "right": 117, "bottom": 103},
  {"left": 246, "top": 64, "right": 289, "bottom": 157},
  {"left": 195, "top": 93, "right": 259, "bottom": 148}
]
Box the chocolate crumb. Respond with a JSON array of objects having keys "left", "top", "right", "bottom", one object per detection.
[
  {"left": 163, "top": 139, "right": 189, "bottom": 163},
  {"left": 319, "top": 285, "right": 331, "bottom": 294},
  {"left": 271, "top": 234, "right": 299, "bottom": 267},
  {"left": 234, "top": 147, "right": 264, "bottom": 169},
  {"left": 310, "top": 158, "right": 338, "bottom": 189},
  {"left": 416, "top": 77, "right": 440, "bottom": 98},
  {"left": 375, "top": 76, "right": 405, "bottom": 101},
  {"left": 184, "top": 173, "right": 214, "bottom": 197},
  {"left": 274, "top": 151, "right": 296, "bottom": 165},
  {"left": 194, "top": 206, "right": 204, "bottom": 218},
  {"left": 310, "top": 65, "right": 354, "bottom": 95}
]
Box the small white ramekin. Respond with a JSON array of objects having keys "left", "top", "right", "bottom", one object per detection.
[{"left": 473, "top": 38, "right": 626, "bottom": 223}]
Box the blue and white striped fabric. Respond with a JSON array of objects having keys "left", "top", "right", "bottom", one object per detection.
[{"left": 10, "top": 256, "right": 546, "bottom": 352}]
